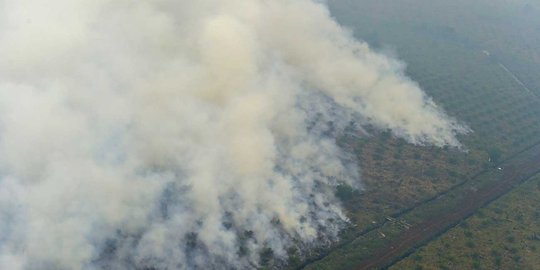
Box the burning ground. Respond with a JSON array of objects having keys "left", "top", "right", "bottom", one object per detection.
[{"left": 0, "top": 1, "right": 467, "bottom": 269}]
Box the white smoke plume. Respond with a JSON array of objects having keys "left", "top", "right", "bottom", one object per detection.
[{"left": 0, "top": 1, "right": 468, "bottom": 269}]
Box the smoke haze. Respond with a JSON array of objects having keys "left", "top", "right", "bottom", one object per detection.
[{"left": 0, "top": 1, "right": 468, "bottom": 269}]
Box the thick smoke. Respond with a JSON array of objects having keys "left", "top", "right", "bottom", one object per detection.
[{"left": 0, "top": 1, "right": 468, "bottom": 269}]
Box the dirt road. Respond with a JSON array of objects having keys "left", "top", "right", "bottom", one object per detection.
[{"left": 354, "top": 152, "right": 540, "bottom": 270}]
